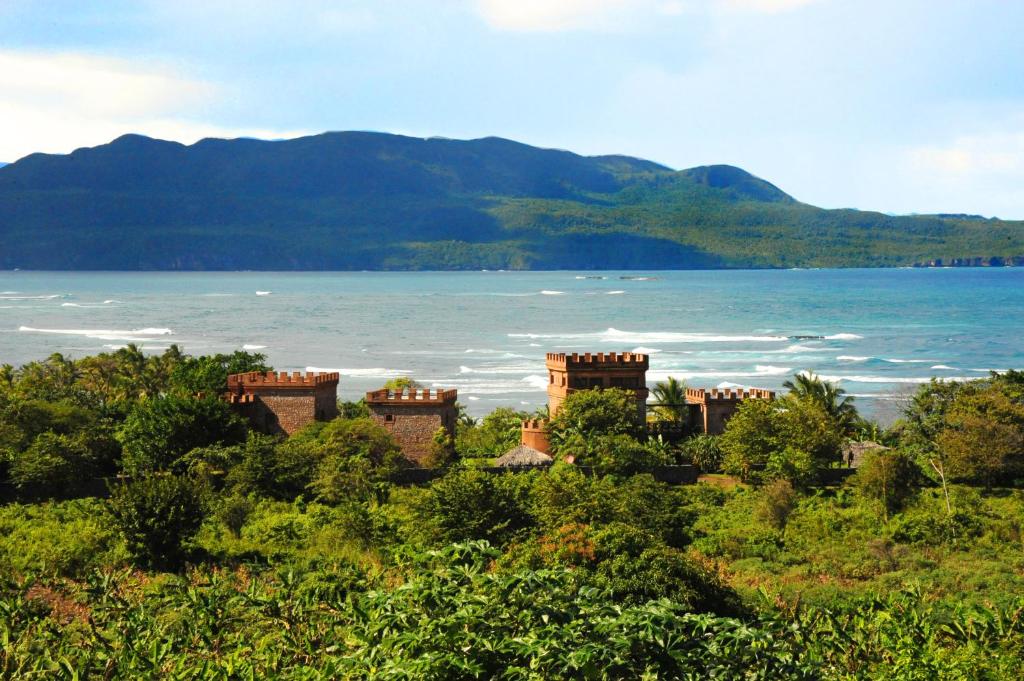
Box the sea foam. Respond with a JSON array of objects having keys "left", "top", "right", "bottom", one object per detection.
[
  {"left": 509, "top": 327, "right": 788, "bottom": 344},
  {"left": 18, "top": 326, "right": 173, "bottom": 341}
]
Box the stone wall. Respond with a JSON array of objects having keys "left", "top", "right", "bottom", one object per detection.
[
  {"left": 546, "top": 351, "right": 649, "bottom": 419},
  {"left": 520, "top": 419, "right": 551, "bottom": 454},
  {"left": 368, "top": 402, "right": 456, "bottom": 465},
  {"left": 226, "top": 371, "right": 339, "bottom": 435}
]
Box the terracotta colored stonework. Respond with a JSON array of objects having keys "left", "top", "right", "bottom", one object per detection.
[
  {"left": 546, "top": 352, "right": 650, "bottom": 419},
  {"left": 226, "top": 371, "right": 339, "bottom": 435},
  {"left": 520, "top": 419, "right": 551, "bottom": 454},
  {"left": 684, "top": 387, "right": 775, "bottom": 435},
  {"left": 366, "top": 388, "right": 458, "bottom": 465}
]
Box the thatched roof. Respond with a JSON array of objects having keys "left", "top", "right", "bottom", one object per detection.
[
  {"left": 841, "top": 441, "right": 889, "bottom": 468},
  {"left": 495, "top": 445, "right": 553, "bottom": 468}
]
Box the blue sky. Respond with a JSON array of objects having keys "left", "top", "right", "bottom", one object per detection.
[{"left": 2, "top": 0, "right": 1023, "bottom": 217}]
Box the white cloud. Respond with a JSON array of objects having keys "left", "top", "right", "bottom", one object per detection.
[
  {"left": 473, "top": 0, "right": 639, "bottom": 31},
  {"left": 909, "top": 131, "right": 1024, "bottom": 177},
  {"left": 717, "top": 0, "right": 820, "bottom": 13},
  {"left": 898, "top": 128, "right": 1024, "bottom": 217},
  {"left": 472, "top": 0, "right": 819, "bottom": 31},
  {"left": 0, "top": 50, "right": 310, "bottom": 162}
]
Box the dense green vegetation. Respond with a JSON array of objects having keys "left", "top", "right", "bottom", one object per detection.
[
  {"left": 1, "top": 131, "right": 1022, "bottom": 270},
  {"left": 2, "top": 347, "right": 1024, "bottom": 678}
]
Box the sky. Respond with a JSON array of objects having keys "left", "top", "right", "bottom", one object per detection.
[{"left": 1, "top": 0, "right": 1023, "bottom": 218}]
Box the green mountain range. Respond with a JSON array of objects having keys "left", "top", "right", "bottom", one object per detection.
[{"left": 0, "top": 131, "right": 1021, "bottom": 270}]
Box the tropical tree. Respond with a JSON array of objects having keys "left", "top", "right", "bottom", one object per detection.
[
  {"left": 651, "top": 376, "right": 688, "bottom": 424},
  {"left": 784, "top": 371, "right": 858, "bottom": 432}
]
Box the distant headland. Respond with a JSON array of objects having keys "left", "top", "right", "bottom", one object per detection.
[{"left": 0, "top": 131, "right": 1021, "bottom": 271}]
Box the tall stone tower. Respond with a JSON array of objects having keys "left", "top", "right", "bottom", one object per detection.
[
  {"left": 226, "top": 371, "right": 340, "bottom": 435},
  {"left": 366, "top": 387, "right": 458, "bottom": 465},
  {"left": 545, "top": 351, "right": 650, "bottom": 420}
]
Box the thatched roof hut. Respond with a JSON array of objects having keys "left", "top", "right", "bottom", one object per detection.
[
  {"left": 841, "top": 441, "right": 889, "bottom": 468},
  {"left": 495, "top": 445, "right": 553, "bottom": 468}
]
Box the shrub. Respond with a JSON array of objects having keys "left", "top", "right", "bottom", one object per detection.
[
  {"left": 117, "top": 396, "right": 246, "bottom": 474},
  {"left": 422, "top": 468, "right": 535, "bottom": 546},
  {"left": 683, "top": 434, "right": 723, "bottom": 472},
  {"left": 851, "top": 448, "right": 922, "bottom": 519},
  {"left": 108, "top": 475, "right": 206, "bottom": 569},
  {"left": 548, "top": 388, "right": 643, "bottom": 452},
  {"left": 8, "top": 432, "right": 91, "bottom": 492},
  {"left": 216, "top": 493, "right": 255, "bottom": 538},
  {"left": 755, "top": 479, "right": 798, "bottom": 531}
]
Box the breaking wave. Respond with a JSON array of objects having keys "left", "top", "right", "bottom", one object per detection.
[
  {"left": 509, "top": 327, "right": 789, "bottom": 344},
  {"left": 0, "top": 294, "right": 63, "bottom": 300},
  {"left": 304, "top": 366, "right": 410, "bottom": 378},
  {"left": 646, "top": 365, "right": 792, "bottom": 381},
  {"left": 18, "top": 326, "right": 173, "bottom": 341}
]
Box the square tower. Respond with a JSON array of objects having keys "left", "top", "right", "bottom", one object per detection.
[
  {"left": 366, "top": 387, "right": 458, "bottom": 465},
  {"left": 226, "top": 371, "right": 340, "bottom": 435},
  {"left": 685, "top": 387, "right": 775, "bottom": 435},
  {"left": 545, "top": 352, "right": 649, "bottom": 420}
]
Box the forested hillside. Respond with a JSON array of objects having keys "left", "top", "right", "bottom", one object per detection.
[{"left": 1, "top": 132, "right": 1022, "bottom": 270}]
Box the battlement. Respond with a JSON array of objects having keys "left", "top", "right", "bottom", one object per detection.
[
  {"left": 521, "top": 418, "right": 548, "bottom": 431},
  {"left": 686, "top": 387, "right": 775, "bottom": 403},
  {"left": 365, "top": 388, "right": 458, "bottom": 404},
  {"left": 227, "top": 371, "right": 340, "bottom": 389},
  {"left": 225, "top": 393, "right": 255, "bottom": 405},
  {"left": 546, "top": 352, "right": 649, "bottom": 369}
]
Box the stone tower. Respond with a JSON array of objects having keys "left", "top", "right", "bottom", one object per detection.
[
  {"left": 545, "top": 352, "right": 650, "bottom": 420},
  {"left": 226, "top": 370, "right": 340, "bottom": 435},
  {"left": 366, "top": 387, "right": 458, "bottom": 465},
  {"left": 684, "top": 387, "right": 775, "bottom": 435},
  {"left": 519, "top": 418, "right": 551, "bottom": 454}
]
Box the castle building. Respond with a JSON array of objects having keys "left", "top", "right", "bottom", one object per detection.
[
  {"left": 515, "top": 352, "right": 649, "bottom": 455},
  {"left": 546, "top": 352, "right": 650, "bottom": 419},
  {"left": 684, "top": 387, "right": 775, "bottom": 435},
  {"left": 366, "top": 387, "right": 458, "bottom": 465},
  {"left": 520, "top": 418, "right": 551, "bottom": 454},
  {"left": 226, "top": 370, "right": 340, "bottom": 435}
]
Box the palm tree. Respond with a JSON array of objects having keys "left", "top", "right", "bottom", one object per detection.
[
  {"left": 651, "top": 376, "right": 688, "bottom": 423},
  {"left": 784, "top": 371, "right": 858, "bottom": 430}
]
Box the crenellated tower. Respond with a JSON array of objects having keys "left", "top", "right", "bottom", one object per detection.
[
  {"left": 684, "top": 387, "right": 775, "bottom": 435},
  {"left": 226, "top": 370, "right": 340, "bottom": 435},
  {"left": 545, "top": 351, "right": 650, "bottom": 420},
  {"left": 366, "top": 387, "right": 458, "bottom": 465}
]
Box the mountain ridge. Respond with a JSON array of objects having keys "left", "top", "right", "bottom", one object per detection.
[{"left": 0, "top": 131, "right": 1020, "bottom": 270}]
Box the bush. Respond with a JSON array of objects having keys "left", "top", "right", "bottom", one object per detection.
[
  {"left": 563, "top": 433, "right": 669, "bottom": 475},
  {"left": 108, "top": 475, "right": 206, "bottom": 569},
  {"left": 548, "top": 388, "right": 643, "bottom": 452},
  {"left": 216, "top": 493, "right": 255, "bottom": 538},
  {"left": 8, "top": 432, "right": 91, "bottom": 492},
  {"left": 755, "top": 479, "right": 798, "bottom": 531},
  {"left": 0, "top": 499, "right": 128, "bottom": 577},
  {"left": 117, "top": 396, "right": 246, "bottom": 474},
  {"left": 588, "top": 523, "right": 743, "bottom": 614},
  {"left": 851, "top": 448, "right": 922, "bottom": 519},
  {"left": 422, "top": 468, "right": 535, "bottom": 547},
  {"left": 309, "top": 418, "right": 404, "bottom": 503},
  {"left": 683, "top": 434, "right": 723, "bottom": 472}
]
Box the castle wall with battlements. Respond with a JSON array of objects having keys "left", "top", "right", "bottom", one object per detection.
[
  {"left": 520, "top": 419, "right": 551, "bottom": 454},
  {"left": 546, "top": 352, "right": 650, "bottom": 420},
  {"left": 684, "top": 387, "right": 776, "bottom": 435},
  {"left": 366, "top": 388, "right": 458, "bottom": 465},
  {"left": 226, "top": 371, "right": 339, "bottom": 435}
]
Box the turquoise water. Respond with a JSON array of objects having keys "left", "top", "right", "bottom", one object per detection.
[{"left": 1, "top": 269, "right": 1022, "bottom": 421}]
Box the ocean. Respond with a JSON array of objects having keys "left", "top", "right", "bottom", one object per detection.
[{"left": 1, "top": 268, "right": 1022, "bottom": 422}]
